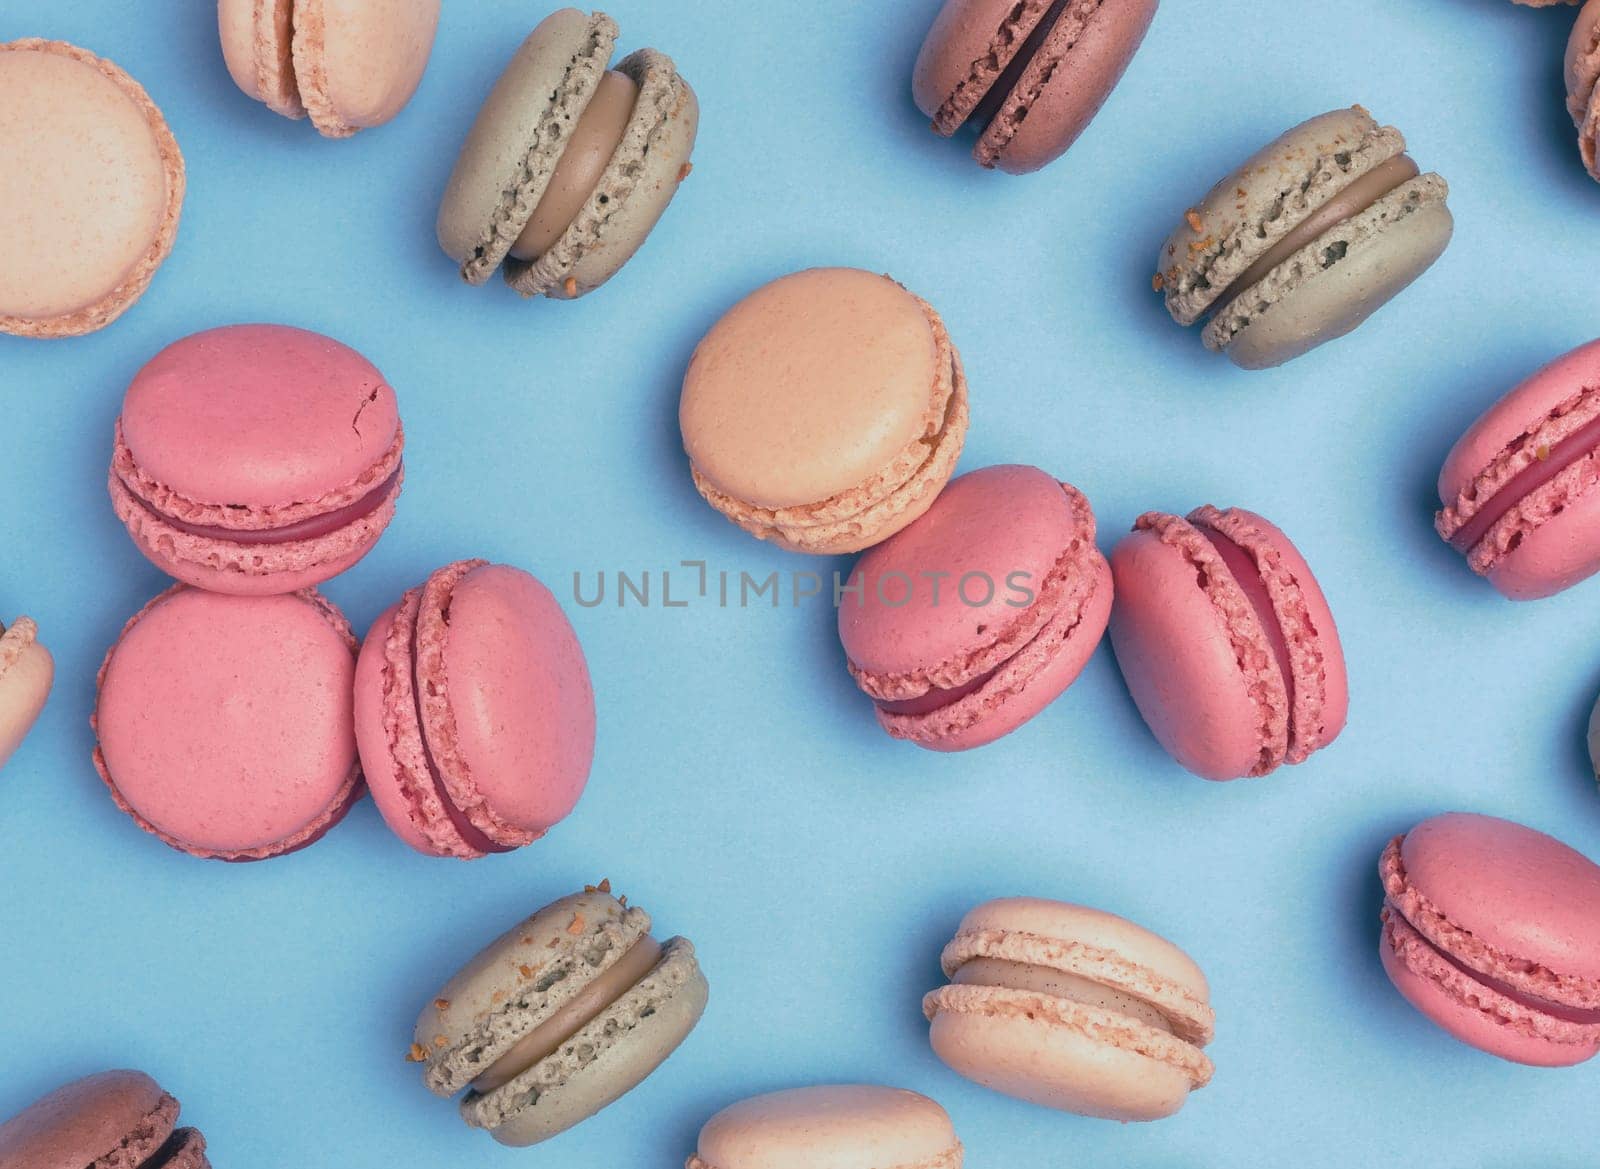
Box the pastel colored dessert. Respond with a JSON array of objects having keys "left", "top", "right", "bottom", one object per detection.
[
  {"left": 217, "top": 0, "right": 440, "bottom": 136},
  {"left": 1569, "top": 2, "right": 1600, "bottom": 179},
  {"left": 1434, "top": 337, "right": 1600, "bottom": 600},
  {"left": 912, "top": 0, "right": 1157, "bottom": 174},
  {"left": 109, "top": 324, "right": 404, "bottom": 596},
  {"left": 412, "top": 885, "right": 708, "bottom": 1146},
  {"left": 687, "top": 1085, "right": 961, "bottom": 1169},
  {"left": 1109, "top": 505, "right": 1348, "bottom": 780},
  {"left": 354, "top": 560, "right": 596, "bottom": 860},
  {"left": 1588, "top": 690, "right": 1600, "bottom": 789},
  {"left": 1156, "top": 106, "right": 1452, "bottom": 369},
  {"left": 680, "top": 268, "right": 969, "bottom": 554},
  {"left": 0, "top": 615, "right": 53, "bottom": 773},
  {"left": 437, "top": 8, "right": 699, "bottom": 300},
  {"left": 1379, "top": 812, "right": 1600, "bottom": 1066},
  {"left": 0, "top": 1070, "right": 208, "bottom": 1168},
  {"left": 838, "top": 464, "right": 1111, "bottom": 751},
  {"left": 924, "top": 897, "right": 1214, "bottom": 1121},
  {"left": 93, "top": 585, "right": 363, "bottom": 861},
  {"left": 0, "top": 39, "right": 184, "bottom": 338}
]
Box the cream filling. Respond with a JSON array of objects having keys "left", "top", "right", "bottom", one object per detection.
[
  {"left": 509, "top": 70, "right": 638, "bottom": 261},
  {"left": 470, "top": 935, "right": 663, "bottom": 1092},
  {"left": 952, "top": 957, "right": 1173, "bottom": 1034}
]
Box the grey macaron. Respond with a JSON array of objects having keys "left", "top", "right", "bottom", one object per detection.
[
  {"left": 1156, "top": 106, "right": 1452, "bottom": 370},
  {"left": 411, "top": 886, "right": 708, "bottom": 1147},
  {"left": 436, "top": 8, "right": 699, "bottom": 300}
]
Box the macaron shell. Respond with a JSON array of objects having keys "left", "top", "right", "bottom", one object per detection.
[
  {"left": 0, "top": 40, "right": 185, "bottom": 338},
  {"left": 436, "top": 9, "right": 617, "bottom": 281},
  {"left": 1206, "top": 178, "right": 1452, "bottom": 369},
  {"left": 1108, "top": 523, "right": 1284, "bottom": 780},
  {"left": 93, "top": 586, "right": 362, "bottom": 859},
  {"left": 691, "top": 1085, "right": 960, "bottom": 1169},
  {"left": 0, "top": 1071, "right": 176, "bottom": 1168},
  {"left": 1398, "top": 813, "right": 1600, "bottom": 986},
  {"left": 505, "top": 50, "right": 698, "bottom": 299},
  {"left": 911, "top": 0, "right": 1054, "bottom": 125},
  {"left": 217, "top": 0, "right": 304, "bottom": 117},
  {"left": 980, "top": 0, "right": 1157, "bottom": 175},
  {"left": 1568, "top": 0, "right": 1600, "bottom": 176},
  {"left": 0, "top": 619, "right": 53, "bottom": 772},
  {"left": 291, "top": 0, "right": 440, "bottom": 137}
]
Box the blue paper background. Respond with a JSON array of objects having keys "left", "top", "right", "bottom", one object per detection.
[{"left": 3, "top": 0, "right": 1600, "bottom": 1163}]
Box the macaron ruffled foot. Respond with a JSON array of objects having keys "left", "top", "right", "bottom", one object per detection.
[{"left": 0, "top": 615, "right": 53, "bottom": 773}]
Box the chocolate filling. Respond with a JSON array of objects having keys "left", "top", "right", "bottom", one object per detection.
[
  {"left": 145, "top": 468, "right": 399, "bottom": 545},
  {"left": 1208, "top": 154, "right": 1420, "bottom": 319},
  {"left": 1447, "top": 407, "right": 1600, "bottom": 553},
  {"left": 967, "top": 0, "right": 1070, "bottom": 132}
]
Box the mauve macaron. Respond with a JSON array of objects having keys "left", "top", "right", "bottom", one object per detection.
[
  {"left": 680, "top": 268, "right": 969, "bottom": 555},
  {"left": 354, "top": 560, "right": 596, "bottom": 860},
  {"left": 924, "top": 897, "right": 1214, "bottom": 1121},
  {"left": 93, "top": 585, "right": 363, "bottom": 861},
  {"left": 0, "top": 39, "right": 184, "bottom": 338},
  {"left": 912, "top": 0, "right": 1157, "bottom": 174},
  {"left": 0, "top": 615, "right": 53, "bottom": 773},
  {"left": 218, "top": 0, "right": 441, "bottom": 136},
  {"left": 1379, "top": 813, "right": 1600, "bottom": 1066},
  {"left": 838, "top": 464, "right": 1111, "bottom": 751},
  {"left": 109, "top": 324, "right": 404, "bottom": 596},
  {"left": 688, "top": 1085, "right": 961, "bottom": 1169},
  {"left": 1435, "top": 337, "right": 1600, "bottom": 600},
  {"left": 1109, "top": 505, "right": 1347, "bottom": 780},
  {"left": 1569, "top": 0, "right": 1600, "bottom": 181},
  {"left": 0, "top": 1070, "right": 208, "bottom": 1169}
]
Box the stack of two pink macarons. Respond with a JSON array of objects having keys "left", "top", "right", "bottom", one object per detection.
[{"left": 95, "top": 324, "right": 596, "bottom": 862}]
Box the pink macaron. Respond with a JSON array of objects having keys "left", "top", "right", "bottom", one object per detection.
[
  {"left": 1435, "top": 337, "right": 1600, "bottom": 600},
  {"left": 838, "top": 464, "right": 1112, "bottom": 751},
  {"left": 1108, "top": 505, "right": 1347, "bottom": 781},
  {"left": 93, "top": 585, "right": 363, "bottom": 861},
  {"left": 1379, "top": 812, "right": 1600, "bottom": 1066},
  {"left": 109, "top": 324, "right": 404, "bottom": 596},
  {"left": 353, "top": 560, "right": 596, "bottom": 860}
]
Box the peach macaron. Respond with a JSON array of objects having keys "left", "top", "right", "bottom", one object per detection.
[
  {"left": 680, "top": 268, "right": 969, "bottom": 555},
  {"left": 217, "top": 0, "right": 440, "bottom": 136},
  {"left": 688, "top": 1085, "right": 962, "bottom": 1169},
  {"left": 0, "top": 615, "right": 52, "bottom": 774},
  {"left": 0, "top": 39, "right": 184, "bottom": 338}
]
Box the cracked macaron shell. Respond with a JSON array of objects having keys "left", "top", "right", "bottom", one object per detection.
[
  {"left": 680, "top": 267, "right": 968, "bottom": 555},
  {"left": 354, "top": 561, "right": 596, "bottom": 859},
  {"left": 109, "top": 324, "right": 403, "bottom": 596},
  {"left": 839, "top": 464, "right": 1111, "bottom": 751},
  {"left": 415, "top": 889, "right": 708, "bottom": 1147},
  {"left": 0, "top": 39, "right": 185, "bottom": 338},
  {"left": 93, "top": 586, "right": 363, "bottom": 861},
  {"left": 688, "top": 1085, "right": 962, "bottom": 1169},
  {"left": 924, "top": 897, "right": 1213, "bottom": 1121},
  {"left": 0, "top": 1070, "right": 207, "bottom": 1169},
  {"left": 1108, "top": 506, "right": 1347, "bottom": 780},
  {"left": 0, "top": 617, "right": 53, "bottom": 773},
  {"left": 1436, "top": 337, "right": 1600, "bottom": 600},
  {"left": 1379, "top": 813, "right": 1600, "bottom": 1065}
]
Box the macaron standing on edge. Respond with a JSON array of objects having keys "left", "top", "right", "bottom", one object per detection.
[
  {"left": 1156, "top": 106, "right": 1452, "bottom": 369},
  {"left": 437, "top": 7, "right": 699, "bottom": 300},
  {"left": 93, "top": 586, "right": 363, "bottom": 861},
  {"left": 687, "top": 1085, "right": 962, "bottom": 1169},
  {"left": 1568, "top": 0, "right": 1600, "bottom": 180},
  {"left": 839, "top": 465, "right": 1112, "bottom": 751},
  {"left": 217, "top": 0, "right": 441, "bottom": 136},
  {"left": 354, "top": 560, "right": 596, "bottom": 860},
  {"left": 912, "top": 0, "right": 1158, "bottom": 174},
  {"left": 412, "top": 886, "right": 708, "bottom": 1146},
  {"left": 0, "top": 1070, "right": 209, "bottom": 1168},
  {"left": 1379, "top": 813, "right": 1600, "bottom": 1066},
  {"left": 924, "top": 897, "right": 1215, "bottom": 1121},
  {"left": 1109, "top": 504, "right": 1348, "bottom": 780},
  {"left": 0, "top": 615, "right": 53, "bottom": 773},
  {"left": 0, "top": 39, "right": 184, "bottom": 338},
  {"left": 109, "top": 324, "right": 405, "bottom": 597},
  {"left": 681, "top": 268, "right": 969, "bottom": 555}
]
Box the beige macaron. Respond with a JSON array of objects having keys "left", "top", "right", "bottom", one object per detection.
[
  {"left": 679, "top": 267, "right": 969, "bottom": 555},
  {"left": 0, "top": 40, "right": 184, "bottom": 338},
  {"left": 0, "top": 617, "right": 52, "bottom": 772},
  {"left": 437, "top": 8, "right": 699, "bottom": 300}
]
